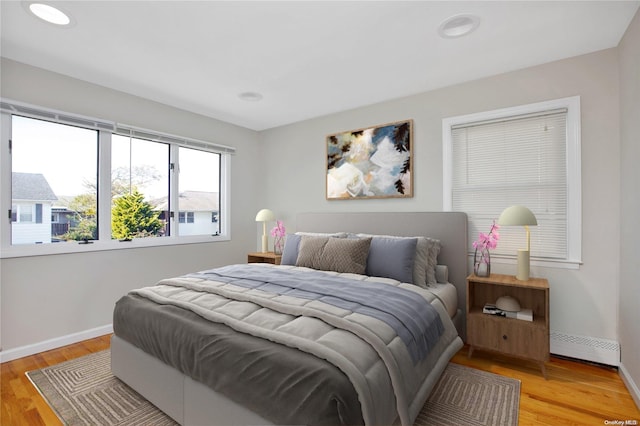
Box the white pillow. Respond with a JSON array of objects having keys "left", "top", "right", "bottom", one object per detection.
[
  {"left": 435, "top": 264, "right": 449, "bottom": 284},
  {"left": 295, "top": 231, "right": 348, "bottom": 238}
]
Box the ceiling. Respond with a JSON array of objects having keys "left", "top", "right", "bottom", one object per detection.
[{"left": 1, "top": 1, "right": 638, "bottom": 131}]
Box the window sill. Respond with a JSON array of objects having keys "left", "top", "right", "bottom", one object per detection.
[
  {"left": 0, "top": 234, "right": 230, "bottom": 259},
  {"left": 468, "top": 253, "right": 581, "bottom": 270}
]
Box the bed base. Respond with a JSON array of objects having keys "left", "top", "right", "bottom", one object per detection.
[
  {"left": 111, "top": 335, "right": 273, "bottom": 425},
  {"left": 111, "top": 333, "right": 462, "bottom": 426}
]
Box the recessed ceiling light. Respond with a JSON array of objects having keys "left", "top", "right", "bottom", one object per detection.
[
  {"left": 438, "top": 14, "right": 480, "bottom": 39},
  {"left": 26, "top": 2, "right": 73, "bottom": 26},
  {"left": 238, "top": 92, "right": 263, "bottom": 102}
]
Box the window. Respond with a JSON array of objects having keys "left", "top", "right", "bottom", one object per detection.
[
  {"left": 177, "top": 146, "right": 220, "bottom": 236},
  {"left": 443, "top": 97, "right": 581, "bottom": 267},
  {"left": 111, "top": 134, "right": 169, "bottom": 240},
  {"left": 178, "top": 212, "right": 194, "bottom": 224},
  {"left": 18, "top": 205, "right": 34, "bottom": 223},
  {"left": 1, "top": 99, "right": 234, "bottom": 257},
  {"left": 10, "top": 116, "right": 98, "bottom": 244}
]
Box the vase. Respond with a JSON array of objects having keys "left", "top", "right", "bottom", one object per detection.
[
  {"left": 273, "top": 235, "right": 284, "bottom": 255},
  {"left": 473, "top": 248, "right": 491, "bottom": 277}
]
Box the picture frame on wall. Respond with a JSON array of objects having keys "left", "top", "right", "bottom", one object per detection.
[{"left": 326, "top": 119, "right": 413, "bottom": 200}]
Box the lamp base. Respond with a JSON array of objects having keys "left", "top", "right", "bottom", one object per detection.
[
  {"left": 516, "top": 249, "right": 530, "bottom": 281},
  {"left": 261, "top": 235, "right": 269, "bottom": 253}
]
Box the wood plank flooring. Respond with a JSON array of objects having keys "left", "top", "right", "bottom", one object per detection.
[
  {"left": 1, "top": 335, "right": 111, "bottom": 426},
  {"left": 1, "top": 335, "right": 638, "bottom": 425},
  {"left": 454, "top": 348, "right": 639, "bottom": 425}
]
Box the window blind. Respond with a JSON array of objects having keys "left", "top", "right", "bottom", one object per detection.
[{"left": 451, "top": 109, "right": 568, "bottom": 260}]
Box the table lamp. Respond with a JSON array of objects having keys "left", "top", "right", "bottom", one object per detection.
[
  {"left": 255, "top": 209, "right": 275, "bottom": 252},
  {"left": 498, "top": 205, "right": 537, "bottom": 280}
]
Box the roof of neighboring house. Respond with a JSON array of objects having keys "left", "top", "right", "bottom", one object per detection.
[
  {"left": 152, "top": 191, "right": 218, "bottom": 211},
  {"left": 12, "top": 172, "right": 58, "bottom": 202}
]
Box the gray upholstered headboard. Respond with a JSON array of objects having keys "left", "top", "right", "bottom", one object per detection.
[{"left": 296, "top": 211, "right": 468, "bottom": 340}]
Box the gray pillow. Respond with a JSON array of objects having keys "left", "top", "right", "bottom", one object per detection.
[
  {"left": 365, "top": 237, "right": 417, "bottom": 283},
  {"left": 281, "top": 234, "right": 301, "bottom": 265},
  {"left": 354, "top": 233, "right": 428, "bottom": 287},
  {"left": 296, "top": 236, "right": 371, "bottom": 275}
]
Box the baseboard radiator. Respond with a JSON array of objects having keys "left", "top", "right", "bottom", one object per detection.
[{"left": 550, "top": 331, "right": 620, "bottom": 366}]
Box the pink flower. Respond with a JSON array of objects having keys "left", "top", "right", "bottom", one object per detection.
[
  {"left": 270, "top": 220, "right": 286, "bottom": 238},
  {"left": 473, "top": 221, "right": 500, "bottom": 262}
]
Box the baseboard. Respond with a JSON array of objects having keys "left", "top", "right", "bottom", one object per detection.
[
  {"left": 619, "top": 363, "right": 640, "bottom": 410},
  {"left": 550, "top": 331, "right": 620, "bottom": 366},
  {"left": 0, "top": 324, "right": 113, "bottom": 363}
]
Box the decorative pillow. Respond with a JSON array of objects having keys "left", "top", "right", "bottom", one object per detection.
[
  {"left": 295, "top": 232, "right": 348, "bottom": 238},
  {"left": 425, "top": 238, "right": 441, "bottom": 285},
  {"left": 281, "top": 232, "right": 348, "bottom": 265},
  {"left": 365, "top": 237, "right": 417, "bottom": 283},
  {"left": 354, "top": 233, "right": 429, "bottom": 287},
  {"left": 296, "top": 236, "right": 372, "bottom": 275},
  {"left": 435, "top": 264, "right": 449, "bottom": 284},
  {"left": 281, "top": 234, "right": 301, "bottom": 265}
]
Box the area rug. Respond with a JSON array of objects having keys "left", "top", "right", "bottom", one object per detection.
[{"left": 27, "top": 351, "right": 520, "bottom": 426}]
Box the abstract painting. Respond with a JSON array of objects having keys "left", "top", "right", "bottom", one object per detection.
[{"left": 326, "top": 119, "right": 413, "bottom": 200}]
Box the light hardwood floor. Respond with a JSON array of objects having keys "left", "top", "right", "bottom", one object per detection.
[{"left": 1, "top": 335, "right": 638, "bottom": 425}]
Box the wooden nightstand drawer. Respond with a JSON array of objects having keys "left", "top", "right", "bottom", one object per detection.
[
  {"left": 466, "top": 274, "right": 550, "bottom": 378},
  {"left": 468, "top": 314, "right": 548, "bottom": 361}
]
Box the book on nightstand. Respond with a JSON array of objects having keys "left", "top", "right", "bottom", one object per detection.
[{"left": 483, "top": 303, "right": 533, "bottom": 321}]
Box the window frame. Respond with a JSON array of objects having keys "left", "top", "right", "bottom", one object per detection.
[
  {"left": 442, "top": 96, "right": 582, "bottom": 269},
  {"left": 0, "top": 99, "right": 233, "bottom": 258}
]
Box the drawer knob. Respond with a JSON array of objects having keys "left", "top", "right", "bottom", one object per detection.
[{"left": 502, "top": 335, "right": 508, "bottom": 340}]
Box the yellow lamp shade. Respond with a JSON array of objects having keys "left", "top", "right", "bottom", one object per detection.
[
  {"left": 497, "top": 205, "right": 537, "bottom": 226},
  {"left": 255, "top": 209, "right": 275, "bottom": 222},
  {"left": 255, "top": 209, "right": 275, "bottom": 253},
  {"left": 498, "top": 205, "right": 537, "bottom": 281}
]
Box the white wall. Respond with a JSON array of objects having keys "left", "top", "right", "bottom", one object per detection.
[
  {"left": 0, "top": 58, "right": 264, "bottom": 353},
  {"left": 260, "top": 49, "right": 622, "bottom": 345},
  {"left": 618, "top": 9, "right": 640, "bottom": 407}
]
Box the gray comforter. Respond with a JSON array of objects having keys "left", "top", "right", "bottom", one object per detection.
[
  {"left": 113, "top": 264, "right": 462, "bottom": 425},
  {"left": 186, "top": 264, "right": 444, "bottom": 364},
  {"left": 114, "top": 295, "right": 362, "bottom": 425}
]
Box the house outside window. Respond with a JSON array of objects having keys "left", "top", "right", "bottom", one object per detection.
[
  {"left": 443, "top": 96, "right": 581, "bottom": 267},
  {"left": 1, "top": 99, "right": 234, "bottom": 257},
  {"left": 11, "top": 173, "right": 58, "bottom": 244}
]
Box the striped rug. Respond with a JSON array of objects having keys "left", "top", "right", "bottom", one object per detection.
[{"left": 27, "top": 350, "right": 519, "bottom": 426}]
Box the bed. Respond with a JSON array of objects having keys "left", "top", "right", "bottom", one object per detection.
[{"left": 111, "top": 211, "right": 468, "bottom": 425}]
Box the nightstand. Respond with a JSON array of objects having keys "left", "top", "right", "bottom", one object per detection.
[
  {"left": 466, "top": 273, "right": 550, "bottom": 378},
  {"left": 247, "top": 252, "right": 282, "bottom": 265}
]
